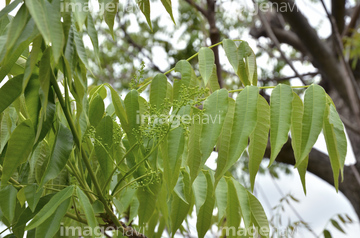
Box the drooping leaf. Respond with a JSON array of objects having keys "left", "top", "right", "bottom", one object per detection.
[
  {"left": 223, "top": 39, "right": 239, "bottom": 73},
  {"left": 161, "top": 126, "right": 185, "bottom": 192},
  {"left": 104, "top": 0, "right": 118, "bottom": 38},
  {"left": 160, "top": 0, "right": 175, "bottom": 23},
  {"left": 1, "top": 119, "right": 35, "bottom": 187},
  {"left": 24, "top": 184, "right": 43, "bottom": 212},
  {"left": 234, "top": 181, "right": 251, "bottom": 229},
  {"left": 0, "top": 74, "right": 23, "bottom": 114},
  {"left": 107, "top": 84, "right": 129, "bottom": 132},
  {"left": 200, "top": 89, "right": 228, "bottom": 166},
  {"left": 248, "top": 192, "right": 269, "bottom": 238},
  {"left": 297, "top": 84, "right": 326, "bottom": 166},
  {"left": 226, "top": 178, "right": 241, "bottom": 238},
  {"left": 323, "top": 103, "right": 347, "bottom": 191},
  {"left": 0, "top": 185, "right": 17, "bottom": 223},
  {"left": 39, "top": 123, "right": 73, "bottom": 187},
  {"left": 215, "top": 177, "right": 227, "bottom": 221},
  {"left": 330, "top": 219, "right": 346, "bottom": 234},
  {"left": 34, "top": 197, "right": 71, "bottom": 238},
  {"left": 170, "top": 192, "right": 191, "bottom": 236},
  {"left": 137, "top": 0, "right": 152, "bottom": 30},
  {"left": 237, "top": 41, "right": 251, "bottom": 86},
  {"left": 24, "top": 76, "right": 41, "bottom": 128},
  {"left": 214, "top": 98, "right": 235, "bottom": 185},
  {"left": 269, "top": 84, "right": 293, "bottom": 166},
  {"left": 196, "top": 171, "right": 215, "bottom": 238},
  {"left": 208, "top": 64, "right": 220, "bottom": 92},
  {"left": 38, "top": 47, "right": 52, "bottom": 116},
  {"left": 137, "top": 179, "right": 161, "bottom": 226},
  {"left": 228, "top": 86, "right": 258, "bottom": 168},
  {"left": 173, "top": 60, "right": 197, "bottom": 101},
  {"left": 26, "top": 186, "right": 74, "bottom": 230},
  {"left": 150, "top": 73, "right": 168, "bottom": 113},
  {"left": 198, "top": 47, "right": 215, "bottom": 86},
  {"left": 5, "top": 4, "right": 28, "bottom": 51},
  {"left": 25, "top": 0, "right": 64, "bottom": 63},
  {"left": 290, "top": 92, "right": 308, "bottom": 193},
  {"left": 72, "top": 0, "right": 88, "bottom": 30},
  {"left": 249, "top": 95, "right": 270, "bottom": 191},
  {"left": 76, "top": 187, "right": 98, "bottom": 238},
  {"left": 89, "top": 94, "right": 105, "bottom": 127},
  {"left": 187, "top": 108, "right": 203, "bottom": 183}
]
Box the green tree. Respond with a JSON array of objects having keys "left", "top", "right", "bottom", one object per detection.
[{"left": 0, "top": 1, "right": 350, "bottom": 238}]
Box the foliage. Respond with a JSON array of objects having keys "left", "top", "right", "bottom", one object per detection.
[{"left": 0, "top": 1, "right": 348, "bottom": 238}]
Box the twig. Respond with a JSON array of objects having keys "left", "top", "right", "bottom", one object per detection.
[{"left": 253, "top": 0, "right": 307, "bottom": 85}]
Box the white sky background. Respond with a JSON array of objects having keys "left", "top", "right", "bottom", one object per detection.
[{"left": 1, "top": 0, "right": 360, "bottom": 237}]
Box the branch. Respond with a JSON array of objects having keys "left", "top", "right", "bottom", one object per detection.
[
  {"left": 258, "top": 72, "right": 319, "bottom": 82},
  {"left": 342, "top": 3, "right": 360, "bottom": 38},
  {"left": 254, "top": 1, "right": 306, "bottom": 85},
  {"left": 331, "top": 0, "right": 346, "bottom": 33},
  {"left": 183, "top": 0, "right": 208, "bottom": 17}
]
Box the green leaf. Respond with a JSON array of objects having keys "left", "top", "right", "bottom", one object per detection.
[
  {"left": 323, "top": 103, "right": 347, "bottom": 191},
  {"left": 214, "top": 98, "right": 235, "bottom": 185},
  {"left": 237, "top": 42, "right": 251, "bottom": 86},
  {"left": 89, "top": 94, "right": 105, "bottom": 127},
  {"left": 38, "top": 47, "right": 52, "bottom": 115},
  {"left": 94, "top": 116, "right": 113, "bottom": 185},
  {"left": 187, "top": 108, "right": 203, "bottom": 183},
  {"left": 0, "top": 74, "right": 23, "bottom": 114},
  {"left": 269, "top": 84, "right": 293, "bottom": 166},
  {"left": 25, "top": 0, "right": 64, "bottom": 63},
  {"left": 173, "top": 60, "right": 197, "bottom": 101},
  {"left": 290, "top": 92, "right": 308, "bottom": 193},
  {"left": 330, "top": 219, "right": 346, "bottom": 234},
  {"left": 246, "top": 49, "right": 257, "bottom": 86},
  {"left": 0, "top": 0, "right": 22, "bottom": 21},
  {"left": 1, "top": 119, "right": 35, "bottom": 187},
  {"left": 160, "top": 0, "right": 175, "bottom": 23},
  {"left": 73, "top": 26, "right": 89, "bottom": 69},
  {"left": 72, "top": 0, "right": 88, "bottom": 30},
  {"left": 24, "top": 76, "right": 41, "bottom": 128},
  {"left": 0, "top": 185, "right": 17, "bottom": 223},
  {"left": 24, "top": 184, "right": 43, "bottom": 212},
  {"left": 124, "top": 89, "right": 140, "bottom": 145},
  {"left": 223, "top": 39, "right": 239, "bottom": 73},
  {"left": 76, "top": 187, "right": 98, "bottom": 238},
  {"left": 5, "top": 4, "right": 28, "bottom": 51},
  {"left": 234, "top": 181, "right": 251, "bottom": 229},
  {"left": 200, "top": 89, "right": 228, "bottom": 166},
  {"left": 248, "top": 192, "right": 269, "bottom": 238},
  {"left": 26, "top": 186, "right": 74, "bottom": 230},
  {"left": 297, "top": 84, "right": 326, "bottom": 166},
  {"left": 150, "top": 73, "right": 168, "bottom": 113},
  {"left": 228, "top": 86, "right": 258, "bottom": 167},
  {"left": 104, "top": 0, "right": 118, "bottom": 38},
  {"left": 193, "top": 171, "right": 207, "bottom": 213},
  {"left": 137, "top": 179, "right": 161, "bottom": 226},
  {"left": 39, "top": 123, "right": 73, "bottom": 187},
  {"left": 215, "top": 177, "right": 227, "bottom": 221},
  {"left": 138, "top": 0, "right": 152, "bottom": 30},
  {"left": 161, "top": 126, "right": 185, "bottom": 192},
  {"left": 196, "top": 171, "right": 215, "bottom": 238},
  {"left": 249, "top": 95, "right": 270, "bottom": 191},
  {"left": 86, "top": 13, "right": 100, "bottom": 64},
  {"left": 226, "top": 178, "right": 241, "bottom": 238},
  {"left": 170, "top": 192, "right": 191, "bottom": 236},
  {"left": 198, "top": 47, "right": 215, "bottom": 86},
  {"left": 174, "top": 169, "right": 191, "bottom": 203},
  {"left": 323, "top": 229, "right": 332, "bottom": 238},
  {"left": 208, "top": 64, "right": 220, "bottom": 92},
  {"left": 107, "top": 84, "right": 129, "bottom": 132},
  {"left": 35, "top": 197, "right": 71, "bottom": 238}
]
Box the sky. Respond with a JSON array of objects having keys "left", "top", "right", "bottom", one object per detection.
[{"left": 1, "top": 0, "right": 360, "bottom": 237}]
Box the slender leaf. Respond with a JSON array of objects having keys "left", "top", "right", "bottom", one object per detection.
[
  {"left": 39, "top": 123, "right": 73, "bottom": 187},
  {"left": 26, "top": 186, "right": 74, "bottom": 230},
  {"left": 89, "top": 94, "right": 105, "bottom": 127},
  {"left": 223, "top": 39, "right": 239, "bottom": 73},
  {"left": 248, "top": 192, "right": 269, "bottom": 238},
  {"left": 138, "top": 0, "right": 152, "bottom": 30},
  {"left": 226, "top": 178, "right": 241, "bottom": 238},
  {"left": 150, "top": 73, "right": 168, "bottom": 113},
  {"left": 249, "top": 95, "right": 270, "bottom": 191},
  {"left": 1, "top": 119, "right": 35, "bottom": 187},
  {"left": 160, "top": 0, "right": 175, "bottom": 23},
  {"left": 76, "top": 187, "right": 98, "bottom": 238},
  {"left": 24, "top": 184, "right": 43, "bottom": 212},
  {"left": 269, "top": 84, "right": 293, "bottom": 166},
  {"left": 196, "top": 171, "right": 215, "bottom": 238},
  {"left": 0, "top": 74, "right": 23, "bottom": 114},
  {"left": 297, "top": 84, "right": 326, "bottom": 166},
  {"left": 137, "top": 179, "right": 161, "bottom": 226},
  {"left": 198, "top": 47, "right": 215, "bottom": 86},
  {"left": 0, "top": 185, "right": 17, "bottom": 223}
]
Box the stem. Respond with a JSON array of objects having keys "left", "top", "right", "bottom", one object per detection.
[
  {"left": 50, "top": 77, "right": 124, "bottom": 231},
  {"left": 65, "top": 212, "right": 87, "bottom": 224}
]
